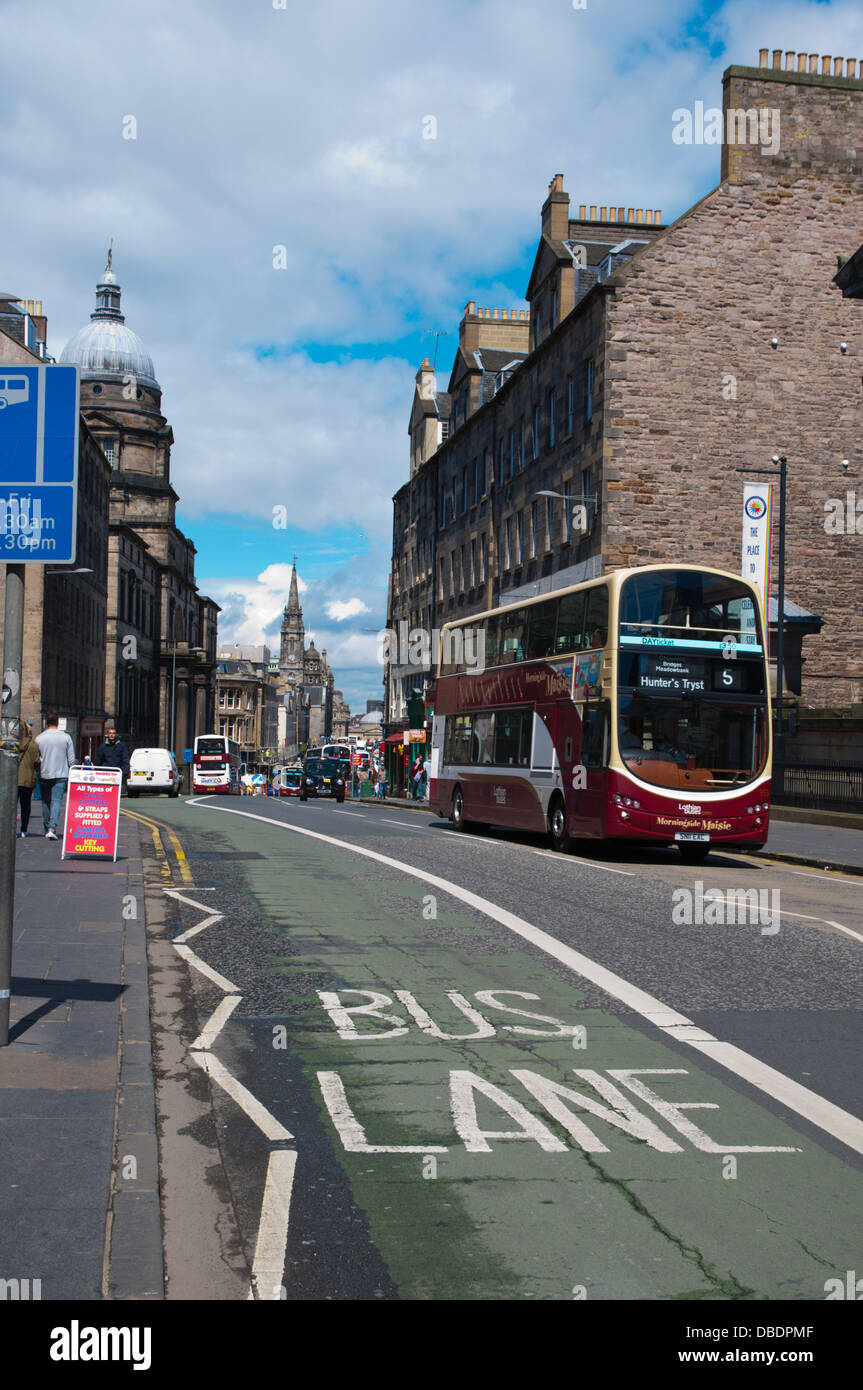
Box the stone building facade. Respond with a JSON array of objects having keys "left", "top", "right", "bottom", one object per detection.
[
  {"left": 59, "top": 259, "right": 220, "bottom": 753},
  {"left": 0, "top": 297, "right": 111, "bottom": 756},
  {"left": 387, "top": 50, "right": 863, "bottom": 717},
  {"left": 216, "top": 646, "right": 280, "bottom": 761}
]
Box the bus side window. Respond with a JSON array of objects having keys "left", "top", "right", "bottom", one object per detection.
[
  {"left": 583, "top": 585, "right": 609, "bottom": 650},
  {"left": 484, "top": 618, "right": 501, "bottom": 666},
  {"left": 471, "top": 713, "right": 494, "bottom": 765},
  {"left": 556, "top": 592, "right": 586, "bottom": 653}
]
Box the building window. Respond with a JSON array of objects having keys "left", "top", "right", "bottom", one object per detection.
[
  {"left": 515, "top": 511, "right": 523, "bottom": 565},
  {"left": 508, "top": 427, "right": 515, "bottom": 479},
  {"left": 472, "top": 456, "right": 479, "bottom": 505},
  {"left": 563, "top": 480, "right": 572, "bottom": 544},
  {"left": 551, "top": 287, "right": 558, "bottom": 329},
  {"left": 440, "top": 485, "right": 447, "bottom": 528},
  {"left": 438, "top": 559, "right": 444, "bottom": 600},
  {"left": 470, "top": 538, "right": 477, "bottom": 587},
  {"left": 505, "top": 518, "right": 512, "bottom": 570},
  {"left": 450, "top": 552, "right": 456, "bottom": 596},
  {"left": 480, "top": 533, "right": 488, "bottom": 582},
  {"left": 519, "top": 418, "right": 525, "bottom": 470},
  {"left": 482, "top": 449, "right": 489, "bottom": 496},
  {"left": 530, "top": 501, "right": 538, "bottom": 558},
  {"left": 103, "top": 438, "right": 116, "bottom": 467},
  {"left": 462, "top": 466, "right": 468, "bottom": 513},
  {"left": 533, "top": 405, "right": 540, "bottom": 460},
  {"left": 546, "top": 496, "right": 554, "bottom": 552},
  {"left": 535, "top": 309, "right": 542, "bottom": 345},
  {"left": 548, "top": 392, "right": 556, "bottom": 449},
  {"left": 567, "top": 377, "right": 574, "bottom": 435},
  {"left": 585, "top": 359, "right": 594, "bottom": 422}
]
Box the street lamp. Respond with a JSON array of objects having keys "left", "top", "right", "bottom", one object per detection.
[{"left": 534, "top": 489, "right": 598, "bottom": 534}]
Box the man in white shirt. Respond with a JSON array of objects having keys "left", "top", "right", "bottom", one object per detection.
[{"left": 35, "top": 712, "right": 76, "bottom": 840}]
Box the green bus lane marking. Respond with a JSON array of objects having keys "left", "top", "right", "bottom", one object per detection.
[{"left": 151, "top": 800, "right": 863, "bottom": 1300}]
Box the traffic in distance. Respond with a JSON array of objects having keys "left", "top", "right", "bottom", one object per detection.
[{"left": 429, "top": 565, "right": 770, "bottom": 861}]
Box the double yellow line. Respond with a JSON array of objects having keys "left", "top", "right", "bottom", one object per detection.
[{"left": 122, "top": 806, "right": 194, "bottom": 885}]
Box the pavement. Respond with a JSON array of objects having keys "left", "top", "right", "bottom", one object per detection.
[{"left": 0, "top": 812, "right": 162, "bottom": 1301}]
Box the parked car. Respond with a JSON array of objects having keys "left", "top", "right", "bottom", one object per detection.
[
  {"left": 300, "top": 755, "right": 346, "bottom": 802},
  {"left": 127, "top": 747, "right": 181, "bottom": 798}
]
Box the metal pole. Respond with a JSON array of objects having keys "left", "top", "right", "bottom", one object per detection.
[
  {"left": 0, "top": 565, "right": 25, "bottom": 1046},
  {"left": 774, "top": 456, "right": 787, "bottom": 791}
]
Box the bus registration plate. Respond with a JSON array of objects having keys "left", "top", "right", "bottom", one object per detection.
[{"left": 675, "top": 832, "right": 710, "bottom": 842}]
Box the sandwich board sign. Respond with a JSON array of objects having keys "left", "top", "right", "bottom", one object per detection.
[
  {"left": 61, "top": 766, "right": 122, "bottom": 861},
  {"left": 0, "top": 363, "right": 80, "bottom": 563}
]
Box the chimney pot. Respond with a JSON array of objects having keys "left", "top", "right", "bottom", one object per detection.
[
  {"left": 797, "top": 53, "right": 806, "bottom": 72},
  {"left": 466, "top": 300, "right": 476, "bottom": 315},
  {"left": 600, "top": 206, "right": 607, "bottom": 221},
  {"left": 759, "top": 48, "right": 768, "bottom": 67},
  {"left": 502, "top": 308, "right": 508, "bottom": 320},
  {"left": 492, "top": 308, "right": 499, "bottom": 319},
  {"left": 834, "top": 56, "right": 843, "bottom": 75},
  {"left": 579, "top": 204, "right": 586, "bottom": 219},
  {"left": 772, "top": 49, "right": 782, "bottom": 69},
  {"left": 35, "top": 300, "right": 42, "bottom": 316},
  {"left": 645, "top": 210, "right": 653, "bottom": 225},
  {"left": 27, "top": 299, "right": 34, "bottom": 314},
  {"left": 636, "top": 209, "right": 643, "bottom": 223},
  {"left": 589, "top": 205, "right": 597, "bottom": 220},
  {"left": 847, "top": 58, "right": 857, "bottom": 77},
  {"left": 618, "top": 207, "right": 625, "bottom": 222},
  {"left": 627, "top": 208, "right": 634, "bottom": 223},
  {"left": 785, "top": 50, "right": 795, "bottom": 71},
  {"left": 809, "top": 53, "right": 818, "bottom": 73},
  {"left": 654, "top": 209, "right": 662, "bottom": 223},
  {"left": 822, "top": 55, "right": 831, "bottom": 74},
  {"left": 609, "top": 207, "right": 617, "bottom": 222}
]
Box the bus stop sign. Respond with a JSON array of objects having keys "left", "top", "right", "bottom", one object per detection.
[{"left": 0, "top": 363, "right": 80, "bottom": 563}]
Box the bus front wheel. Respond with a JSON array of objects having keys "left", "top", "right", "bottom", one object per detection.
[
  {"left": 679, "top": 842, "right": 710, "bottom": 864},
  {"left": 451, "top": 788, "right": 466, "bottom": 831},
  {"left": 548, "top": 796, "right": 573, "bottom": 853}
]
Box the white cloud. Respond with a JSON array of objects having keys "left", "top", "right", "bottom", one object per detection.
[{"left": 326, "top": 597, "right": 371, "bottom": 622}]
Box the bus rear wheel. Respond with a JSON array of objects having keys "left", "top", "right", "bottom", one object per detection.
[
  {"left": 548, "top": 796, "right": 572, "bottom": 853},
  {"left": 679, "top": 842, "right": 710, "bottom": 864}
]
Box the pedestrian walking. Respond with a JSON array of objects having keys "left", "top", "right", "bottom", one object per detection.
[
  {"left": 35, "top": 712, "right": 76, "bottom": 840},
  {"left": 376, "top": 765, "right": 386, "bottom": 800},
  {"left": 423, "top": 755, "right": 431, "bottom": 801},
  {"left": 410, "top": 755, "right": 424, "bottom": 801},
  {"left": 95, "top": 726, "right": 131, "bottom": 784},
  {"left": 17, "top": 721, "right": 40, "bottom": 838}
]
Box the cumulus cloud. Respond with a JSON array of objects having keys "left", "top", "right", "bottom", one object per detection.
[{"left": 326, "top": 597, "right": 371, "bottom": 622}]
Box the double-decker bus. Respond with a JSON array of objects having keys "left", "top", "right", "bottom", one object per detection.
[
  {"left": 429, "top": 565, "right": 771, "bottom": 861},
  {"left": 192, "top": 734, "right": 243, "bottom": 794}
]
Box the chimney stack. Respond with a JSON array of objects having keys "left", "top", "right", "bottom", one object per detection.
[{"left": 541, "top": 172, "right": 570, "bottom": 241}]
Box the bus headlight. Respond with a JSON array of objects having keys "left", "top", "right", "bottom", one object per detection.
[
  {"left": 620, "top": 809, "right": 630, "bottom": 821},
  {"left": 632, "top": 800, "right": 640, "bottom": 809}
]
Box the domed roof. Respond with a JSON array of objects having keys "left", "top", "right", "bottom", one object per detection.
[{"left": 59, "top": 255, "right": 159, "bottom": 389}]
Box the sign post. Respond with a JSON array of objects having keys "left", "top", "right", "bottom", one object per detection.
[
  {"left": 61, "top": 767, "right": 122, "bottom": 861},
  {"left": 0, "top": 363, "right": 79, "bottom": 1046}
]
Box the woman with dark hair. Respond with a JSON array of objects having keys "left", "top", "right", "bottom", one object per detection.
[{"left": 17, "top": 722, "right": 40, "bottom": 838}]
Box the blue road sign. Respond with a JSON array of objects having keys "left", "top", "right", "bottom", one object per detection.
[
  {"left": 182, "top": 748, "right": 193, "bottom": 763},
  {"left": 0, "top": 364, "right": 80, "bottom": 563}
]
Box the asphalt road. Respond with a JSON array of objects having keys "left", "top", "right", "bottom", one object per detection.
[{"left": 131, "top": 794, "right": 863, "bottom": 1302}]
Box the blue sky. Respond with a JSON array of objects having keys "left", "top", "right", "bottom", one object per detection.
[{"left": 3, "top": 0, "right": 858, "bottom": 708}]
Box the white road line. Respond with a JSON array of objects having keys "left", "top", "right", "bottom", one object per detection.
[
  {"left": 173, "top": 942, "right": 239, "bottom": 994},
  {"left": 174, "top": 912, "right": 223, "bottom": 944},
  {"left": 332, "top": 810, "right": 365, "bottom": 818},
  {"left": 164, "top": 887, "right": 220, "bottom": 914},
  {"left": 191, "top": 994, "right": 242, "bottom": 1051},
  {"left": 190, "top": 1050, "right": 294, "bottom": 1142},
  {"left": 247, "top": 1149, "right": 298, "bottom": 1301},
  {"left": 192, "top": 801, "right": 863, "bottom": 1159},
  {"left": 826, "top": 919, "right": 863, "bottom": 945},
  {"left": 381, "top": 818, "right": 425, "bottom": 831},
  {"left": 532, "top": 849, "right": 635, "bottom": 874}
]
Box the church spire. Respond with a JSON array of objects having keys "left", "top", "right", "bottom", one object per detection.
[
  {"left": 280, "top": 557, "right": 304, "bottom": 672},
  {"left": 287, "top": 556, "right": 300, "bottom": 614}
]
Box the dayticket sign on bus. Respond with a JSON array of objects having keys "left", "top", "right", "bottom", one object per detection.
[{"left": 61, "top": 766, "right": 122, "bottom": 861}]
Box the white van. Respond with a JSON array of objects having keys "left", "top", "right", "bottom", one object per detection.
[{"left": 128, "top": 748, "right": 181, "bottom": 797}]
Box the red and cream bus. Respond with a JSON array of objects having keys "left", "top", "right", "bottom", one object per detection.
[
  {"left": 192, "top": 734, "right": 243, "bottom": 794},
  {"left": 429, "top": 565, "right": 771, "bottom": 861}
]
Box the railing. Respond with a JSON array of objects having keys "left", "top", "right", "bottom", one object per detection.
[{"left": 773, "top": 761, "right": 863, "bottom": 812}]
